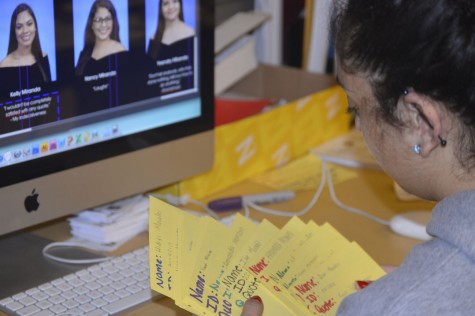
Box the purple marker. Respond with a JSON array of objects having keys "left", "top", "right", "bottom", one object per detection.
[{"left": 208, "top": 191, "right": 295, "bottom": 212}]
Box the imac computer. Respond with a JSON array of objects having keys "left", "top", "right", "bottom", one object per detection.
[{"left": 0, "top": 0, "right": 214, "bottom": 238}]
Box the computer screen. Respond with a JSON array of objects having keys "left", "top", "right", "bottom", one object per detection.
[{"left": 0, "top": 0, "right": 214, "bottom": 236}]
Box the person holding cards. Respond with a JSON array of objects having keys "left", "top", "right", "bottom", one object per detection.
[{"left": 242, "top": 0, "right": 475, "bottom": 315}]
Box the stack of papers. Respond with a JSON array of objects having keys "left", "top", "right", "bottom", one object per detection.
[
  {"left": 68, "top": 195, "right": 149, "bottom": 246},
  {"left": 149, "top": 196, "right": 386, "bottom": 316}
]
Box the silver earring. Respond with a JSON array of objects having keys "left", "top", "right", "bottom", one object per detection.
[{"left": 413, "top": 144, "right": 421, "bottom": 155}]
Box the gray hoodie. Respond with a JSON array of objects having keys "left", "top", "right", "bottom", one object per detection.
[{"left": 337, "top": 190, "right": 475, "bottom": 316}]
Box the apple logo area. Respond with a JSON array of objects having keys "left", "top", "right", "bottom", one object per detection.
[{"left": 24, "top": 189, "right": 40, "bottom": 213}]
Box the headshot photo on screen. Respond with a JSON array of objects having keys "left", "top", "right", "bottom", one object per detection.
[
  {"left": 145, "top": 0, "right": 197, "bottom": 95},
  {"left": 146, "top": 0, "right": 196, "bottom": 60},
  {"left": 0, "top": 0, "right": 57, "bottom": 85},
  {"left": 0, "top": 0, "right": 60, "bottom": 136},
  {"left": 73, "top": 0, "right": 130, "bottom": 114},
  {"left": 74, "top": 0, "right": 129, "bottom": 76}
]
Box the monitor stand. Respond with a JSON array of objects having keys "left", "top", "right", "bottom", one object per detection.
[{"left": 0, "top": 232, "right": 101, "bottom": 298}]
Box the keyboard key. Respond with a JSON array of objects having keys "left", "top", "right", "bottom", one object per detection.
[
  {"left": 84, "top": 309, "right": 108, "bottom": 316},
  {"left": 60, "top": 290, "right": 77, "bottom": 300},
  {"left": 31, "top": 292, "right": 49, "bottom": 302},
  {"left": 6, "top": 301, "right": 24, "bottom": 311},
  {"left": 91, "top": 298, "right": 108, "bottom": 308},
  {"left": 84, "top": 281, "right": 101, "bottom": 291},
  {"left": 43, "top": 288, "right": 60, "bottom": 297},
  {"left": 65, "top": 307, "right": 83, "bottom": 314},
  {"left": 98, "top": 286, "right": 114, "bottom": 295},
  {"left": 74, "top": 295, "right": 91, "bottom": 304},
  {"left": 48, "top": 295, "right": 65, "bottom": 305},
  {"left": 35, "top": 300, "right": 52, "bottom": 310},
  {"left": 115, "top": 289, "right": 131, "bottom": 298},
  {"left": 122, "top": 277, "right": 138, "bottom": 286},
  {"left": 19, "top": 296, "right": 37, "bottom": 307},
  {"left": 62, "top": 299, "right": 79, "bottom": 309},
  {"left": 12, "top": 293, "right": 27, "bottom": 300},
  {"left": 78, "top": 303, "right": 96, "bottom": 313},
  {"left": 103, "top": 293, "right": 119, "bottom": 303},
  {"left": 51, "top": 279, "right": 65, "bottom": 286},
  {"left": 56, "top": 283, "right": 73, "bottom": 292},
  {"left": 97, "top": 276, "right": 113, "bottom": 286},
  {"left": 86, "top": 290, "right": 103, "bottom": 300},
  {"left": 66, "top": 277, "right": 85, "bottom": 287},
  {"left": 49, "top": 304, "right": 67, "bottom": 314},
  {"left": 73, "top": 286, "right": 89, "bottom": 295},
  {"left": 127, "top": 285, "right": 142, "bottom": 294},
  {"left": 17, "top": 304, "right": 40, "bottom": 316},
  {"left": 110, "top": 281, "right": 126, "bottom": 290},
  {"left": 0, "top": 297, "right": 13, "bottom": 306},
  {"left": 91, "top": 269, "right": 107, "bottom": 278},
  {"left": 101, "top": 289, "right": 153, "bottom": 314},
  {"left": 38, "top": 284, "right": 52, "bottom": 291},
  {"left": 79, "top": 273, "right": 95, "bottom": 283},
  {"left": 25, "top": 288, "right": 40, "bottom": 295},
  {"left": 31, "top": 309, "right": 54, "bottom": 316}
]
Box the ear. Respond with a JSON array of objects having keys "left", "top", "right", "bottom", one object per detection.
[{"left": 401, "top": 91, "right": 443, "bottom": 157}]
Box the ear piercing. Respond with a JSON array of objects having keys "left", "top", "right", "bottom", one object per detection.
[
  {"left": 438, "top": 136, "right": 447, "bottom": 147},
  {"left": 403, "top": 88, "right": 448, "bottom": 147},
  {"left": 413, "top": 144, "right": 422, "bottom": 155}
]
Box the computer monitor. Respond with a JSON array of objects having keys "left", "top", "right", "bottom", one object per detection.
[{"left": 0, "top": 0, "right": 214, "bottom": 237}]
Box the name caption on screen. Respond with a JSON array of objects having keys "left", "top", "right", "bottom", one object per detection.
[
  {"left": 84, "top": 70, "right": 117, "bottom": 82},
  {"left": 10, "top": 87, "right": 42, "bottom": 98}
]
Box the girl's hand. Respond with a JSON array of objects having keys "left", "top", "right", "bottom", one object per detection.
[{"left": 240, "top": 296, "right": 264, "bottom": 316}]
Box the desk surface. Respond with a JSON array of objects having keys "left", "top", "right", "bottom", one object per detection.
[{"left": 2, "top": 166, "right": 434, "bottom": 316}]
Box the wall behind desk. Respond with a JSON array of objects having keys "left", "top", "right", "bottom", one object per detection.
[{"left": 216, "top": 0, "right": 254, "bottom": 25}]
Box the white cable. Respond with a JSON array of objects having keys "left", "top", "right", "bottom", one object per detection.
[
  {"left": 150, "top": 193, "right": 190, "bottom": 206},
  {"left": 245, "top": 164, "right": 327, "bottom": 217},
  {"left": 243, "top": 156, "right": 390, "bottom": 226},
  {"left": 153, "top": 161, "right": 390, "bottom": 226},
  {"left": 322, "top": 159, "right": 390, "bottom": 226},
  {"left": 186, "top": 198, "right": 221, "bottom": 220},
  {"left": 42, "top": 241, "right": 111, "bottom": 264}
]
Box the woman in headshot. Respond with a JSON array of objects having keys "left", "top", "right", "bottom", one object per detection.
[
  {"left": 147, "top": 0, "right": 195, "bottom": 60},
  {"left": 75, "top": 0, "right": 127, "bottom": 76},
  {"left": 241, "top": 0, "right": 475, "bottom": 315},
  {"left": 0, "top": 3, "right": 51, "bottom": 83}
]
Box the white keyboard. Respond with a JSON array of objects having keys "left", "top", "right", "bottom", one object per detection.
[{"left": 0, "top": 246, "right": 160, "bottom": 316}]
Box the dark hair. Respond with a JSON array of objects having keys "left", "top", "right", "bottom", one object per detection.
[
  {"left": 8, "top": 3, "right": 49, "bottom": 82},
  {"left": 331, "top": 0, "right": 475, "bottom": 166},
  {"left": 147, "top": 0, "right": 185, "bottom": 60},
  {"left": 76, "top": 0, "right": 121, "bottom": 75}
]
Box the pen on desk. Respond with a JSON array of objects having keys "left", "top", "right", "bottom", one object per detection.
[{"left": 208, "top": 191, "right": 296, "bottom": 212}]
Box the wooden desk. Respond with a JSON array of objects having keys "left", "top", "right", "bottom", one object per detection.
[{"left": 2, "top": 167, "right": 434, "bottom": 316}]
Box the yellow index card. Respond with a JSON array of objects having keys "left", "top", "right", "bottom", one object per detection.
[
  {"left": 175, "top": 210, "right": 207, "bottom": 313},
  {"left": 250, "top": 153, "right": 357, "bottom": 191},
  {"left": 216, "top": 219, "right": 281, "bottom": 315},
  {"left": 245, "top": 217, "right": 310, "bottom": 315},
  {"left": 149, "top": 196, "right": 178, "bottom": 299},
  {"left": 181, "top": 216, "right": 233, "bottom": 314}
]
